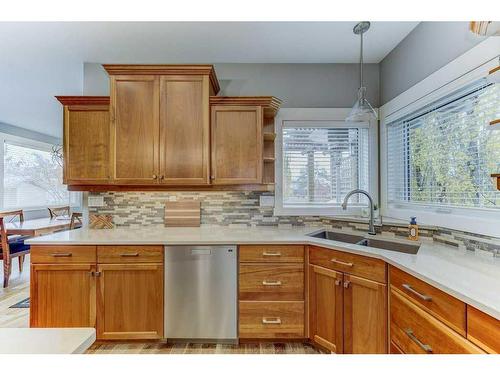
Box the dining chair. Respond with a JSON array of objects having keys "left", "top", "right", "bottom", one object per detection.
[
  {"left": 0, "top": 210, "right": 30, "bottom": 288},
  {"left": 70, "top": 212, "right": 83, "bottom": 229},
  {"left": 48, "top": 205, "right": 70, "bottom": 219}
]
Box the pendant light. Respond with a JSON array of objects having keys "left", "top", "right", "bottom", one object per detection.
[{"left": 346, "top": 21, "right": 378, "bottom": 122}]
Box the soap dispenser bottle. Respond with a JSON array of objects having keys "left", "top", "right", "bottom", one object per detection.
[{"left": 408, "top": 217, "right": 419, "bottom": 241}]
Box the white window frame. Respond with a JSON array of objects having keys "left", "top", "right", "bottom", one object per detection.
[
  {"left": 0, "top": 132, "right": 80, "bottom": 212},
  {"left": 380, "top": 37, "right": 500, "bottom": 237},
  {"left": 274, "top": 108, "right": 379, "bottom": 217}
]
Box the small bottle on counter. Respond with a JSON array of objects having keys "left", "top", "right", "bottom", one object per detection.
[{"left": 408, "top": 217, "right": 419, "bottom": 241}]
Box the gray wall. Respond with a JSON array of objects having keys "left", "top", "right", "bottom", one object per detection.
[
  {"left": 380, "top": 22, "right": 486, "bottom": 105},
  {"left": 83, "top": 62, "right": 380, "bottom": 108}
]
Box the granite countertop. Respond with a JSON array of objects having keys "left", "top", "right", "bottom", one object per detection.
[
  {"left": 0, "top": 328, "right": 95, "bottom": 354},
  {"left": 27, "top": 226, "right": 500, "bottom": 320}
]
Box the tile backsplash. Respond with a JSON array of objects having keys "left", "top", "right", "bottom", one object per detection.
[{"left": 88, "top": 191, "right": 500, "bottom": 256}]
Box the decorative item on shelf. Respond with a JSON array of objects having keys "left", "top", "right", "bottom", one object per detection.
[
  {"left": 51, "top": 144, "right": 63, "bottom": 167},
  {"left": 346, "top": 21, "right": 377, "bottom": 122},
  {"left": 469, "top": 21, "right": 500, "bottom": 36},
  {"left": 165, "top": 200, "right": 201, "bottom": 227},
  {"left": 89, "top": 214, "right": 114, "bottom": 229}
]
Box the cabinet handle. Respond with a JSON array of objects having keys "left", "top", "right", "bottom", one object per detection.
[
  {"left": 94, "top": 271, "right": 102, "bottom": 277},
  {"left": 404, "top": 328, "right": 433, "bottom": 353},
  {"left": 152, "top": 174, "right": 158, "bottom": 180},
  {"left": 330, "top": 258, "right": 354, "bottom": 267},
  {"left": 51, "top": 253, "right": 72, "bottom": 257},
  {"left": 343, "top": 281, "right": 350, "bottom": 289},
  {"left": 120, "top": 253, "right": 139, "bottom": 257},
  {"left": 262, "top": 251, "right": 281, "bottom": 257},
  {"left": 262, "top": 317, "right": 281, "bottom": 325},
  {"left": 335, "top": 279, "right": 342, "bottom": 286},
  {"left": 402, "top": 284, "right": 432, "bottom": 302},
  {"left": 159, "top": 175, "right": 164, "bottom": 181},
  {"left": 262, "top": 280, "right": 282, "bottom": 286}
]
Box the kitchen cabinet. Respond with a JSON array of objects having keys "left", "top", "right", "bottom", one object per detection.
[
  {"left": 110, "top": 75, "right": 160, "bottom": 184},
  {"left": 308, "top": 264, "right": 343, "bottom": 353},
  {"left": 159, "top": 75, "right": 210, "bottom": 185},
  {"left": 211, "top": 105, "right": 263, "bottom": 184},
  {"left": 238, "top": 244, "right": 305, "bottom": 339},
  {"left": 96, "top": 263, "right": 164, "bottom": 340},
  {"left": 467, "top": 306, "right": 500, "bottom": 353},
  {"left": 209, "top": 97, "right": 281, "bottom": 187},
  {"left": 104, "top": 65, "right": 218, "bottom": 186},
  {"left": 30, "top": 245, "right": 164, "bottom": 340},
  {"left": 56, "top": 96, "right": 110, "bottom": 185},
  {"left": 30, "top": 263, "right": 96, "bottom": 328},
  {"left": 343, "top": 274, "right": 387, "bottom": 353},
  {"left": 308, "top": 246, "right": 387, "bottom": 354}
]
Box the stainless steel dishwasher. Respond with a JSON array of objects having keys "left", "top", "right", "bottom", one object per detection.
[{"left": 164, "top": 245, "right": 237, "bottom": 342}]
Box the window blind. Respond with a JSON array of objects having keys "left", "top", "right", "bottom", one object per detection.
[
  {"left": 387, "top": 78, "right": 500, "bottom": 210},
  {"left": 3, "top": 142, "right": 70, "bottom": 209},
  {"left": 282, "top": 125, "right": 369, "bottom": 207}
]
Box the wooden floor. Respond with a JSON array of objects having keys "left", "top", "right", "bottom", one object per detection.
[
  {"left": 87, "top": 341, "right": 321, "bottom": 354},
  {"left": 0, "top": 255, "right": 30, "bottom": 328}
]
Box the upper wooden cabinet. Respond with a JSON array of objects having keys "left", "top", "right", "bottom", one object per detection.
[
  {"left": 104, "top": 65, "right": 218, "bottom": 186},
  {"left": 209, "top": 97, "right": 281, "bottom": 186},
  {"left": 56, "top": 96, "right": 110, "bottom": 185}
]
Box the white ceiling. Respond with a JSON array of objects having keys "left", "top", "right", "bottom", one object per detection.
[{"left": 0, "top": 22, "right": 419, "bottom": 138}]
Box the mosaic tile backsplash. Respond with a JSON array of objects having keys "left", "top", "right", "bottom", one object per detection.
[{"left": 88, "top": 191, "right": 500, "bottom": 256}]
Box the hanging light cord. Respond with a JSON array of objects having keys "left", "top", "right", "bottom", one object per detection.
[{"left": 359, "top": 29, "right": 364, "bottom": 89}]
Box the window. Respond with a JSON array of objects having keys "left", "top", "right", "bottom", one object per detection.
[
  {"left": 0, "top": 137, "right": 78, "bottom": 210},
  {"left": 387, "top": 78, "right": 500, "bottom": 211},
  {"left": 275, "top": 109, "right": 378, "bottom": 216}
]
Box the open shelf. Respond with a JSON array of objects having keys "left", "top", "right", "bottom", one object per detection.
[{"left": 263, "top": 157, "right": 275, "bottom": 162}]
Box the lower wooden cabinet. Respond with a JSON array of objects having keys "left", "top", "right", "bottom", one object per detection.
[
  {"left": 308, "top": 265, "right": 343, "bottom": 353},
  {"left": 96, "top": 263, "right": 164, "bottom": 340},
  {"left": 308, "top": 263, "right": 387, "bottom": 354},
  {"left": 30, "top": 263, "right": 96, "bottom": 328},
  {"left": 343, "top": 274, "right": 387, "bottom": 353}
]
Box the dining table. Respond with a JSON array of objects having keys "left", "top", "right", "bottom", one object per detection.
[{"left": 5, "top": 217, "right": 79, "bottom": 237}]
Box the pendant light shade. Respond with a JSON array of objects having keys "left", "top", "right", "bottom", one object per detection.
[{"left": 346, "top": 22, "right": 377, "bottom": 122}]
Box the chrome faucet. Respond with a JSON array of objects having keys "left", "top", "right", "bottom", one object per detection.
[{"left": 341, "top": 189, "right": 376, "bottom": 235}]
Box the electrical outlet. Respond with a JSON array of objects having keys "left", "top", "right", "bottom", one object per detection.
[
  {"left": 88, "top": 196, "right": 105, "bottom": 207},
  {"left": 259, "top": 195, "right": 275, "bottom": 207}
]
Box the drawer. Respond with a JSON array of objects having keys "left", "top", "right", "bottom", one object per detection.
[
  {"left": 239, "top": 264, "right": 304, "bottom": 301},
  {"left": 390, "top": 288, "right": 483, "bottom": 354},
  {"left": 239, "top": 245, "right": 304, "bottom": 263},
  {"left": 467, "top": 306, "right": 500, "bottom": 353},
  {"left": 390, "top": 266, "right": 466, "bottom": 335},
  {"left": 31, "top": 245, "right": 96, "bottom": 264},
  {"left": 97, "top": 246, "right": 163, "bottom": 263},
  {"left": 309, "top": 245, "right": 386, "bottom": 283},
  {"left": 239, "top": 301, "right": 305, "bottom": 339}
]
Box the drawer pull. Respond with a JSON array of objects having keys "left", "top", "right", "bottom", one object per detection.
[
  {"left": 330, "top": 258, "right": 354, "bottom": 267},
  {"left": 120, "top": 253, "right": 139, "bottom": 257},
  {"left": 335, "top": 279, "right": 342, "bottom": 286},
  {"left": 404, "top": 328, "right": 432, "bottom": 353},
  {"left": 262, "top": 317, "right": 282, "bottom": 325},
  {"left": 51, "top": 253, "right": 72, "bottom": 257},
  {"left": 402, "top": 284, "right": 432, "bottom": 302},
  {"left": 262, "top": 251, "right": 281, "bottom": 257},
  {"left": 262, "top": 280, "right": 282, "bottom": 286}
]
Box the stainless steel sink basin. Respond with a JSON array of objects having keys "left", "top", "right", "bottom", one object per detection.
[
  {"left": 307, "top": 230, "right": 421, "bottom": 254},
  {"left": 307, "top": 230, "right": 364, "bottom": 244},
  {"left": 357, "top": 238, "right": 420, "bottom": 254}
]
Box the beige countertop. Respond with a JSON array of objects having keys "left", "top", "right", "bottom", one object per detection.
[
  {"left": 0, "top": 328, "right": 95, "bottom": 354},
  {"left": 27, "top": 226, "right": 500, "bottom": 320}
]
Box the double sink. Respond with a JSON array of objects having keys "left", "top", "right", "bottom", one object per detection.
[{"left": 307, "top": 230, "right": 420, "bottom": 255}]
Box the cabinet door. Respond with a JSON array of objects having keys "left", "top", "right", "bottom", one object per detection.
[
  {"left": 111, "top": 75, "right": 160, "bottom": 184},
  {"left": 159, "top": 75, "right": 209, "bottom": 185},
  {"left": 343, "top": 274, "right": 387, "bottom": 353},
  {"left": 211, "top": 105, "right": 263, "bottom": 184},
  {"left": 96, "top": 263, "right": 163, "bottom": 340},
  {"left": 30, "top": 264, "right": 96, "bottom": 328},
  {"left": 64, "top": 105, "right": 110, "bottom": 184},
  {"left": 309, "top": 265, "right": 343, "bottom": 353}
]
